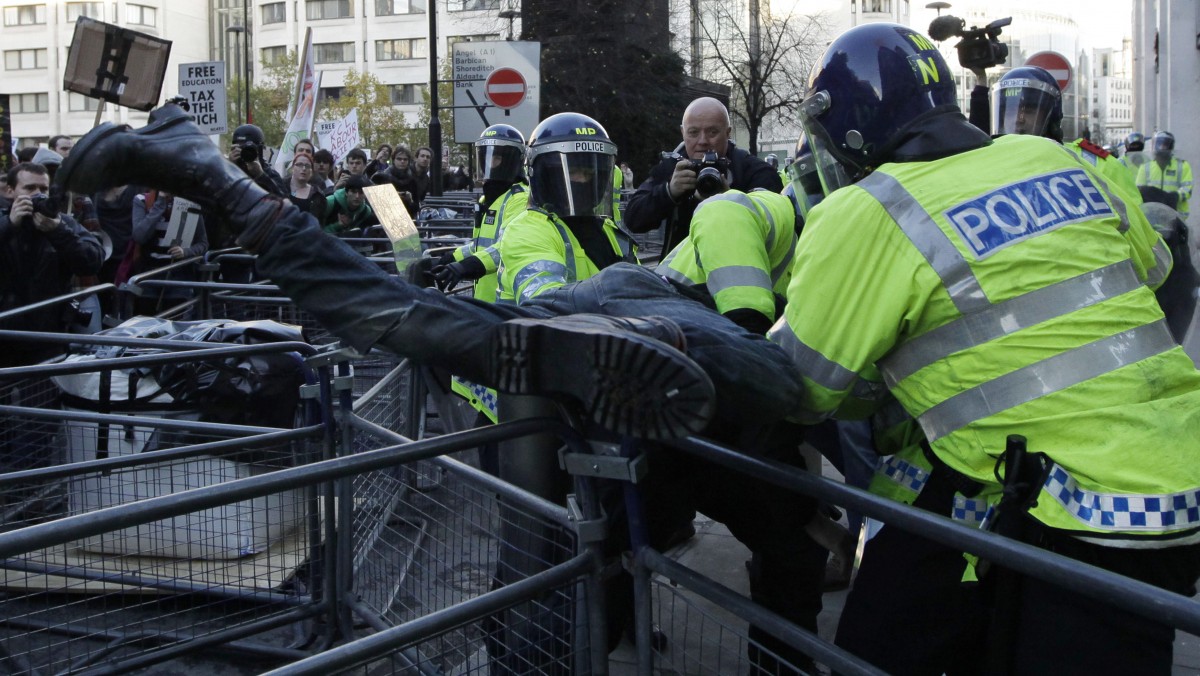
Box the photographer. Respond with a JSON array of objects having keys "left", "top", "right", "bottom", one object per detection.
[
  {"left": 228, "top": 124, "right": 287, "bottom": 197},
  {"left": 928, "top": 14, "right": 1012, "bottom": 133},
  {"left": 625, "top": 97, "right": 782, "bottom": 255},
  {"left": 0, "top": 162, "right": 103, "bottom": 366}
]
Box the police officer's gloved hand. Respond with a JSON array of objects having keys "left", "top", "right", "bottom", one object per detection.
[
  {"left": 432, "top": 256, "right": 486, "bottom": 291},
  {"left": 406, "top": 257, "right": 439, "bottom": 288}
]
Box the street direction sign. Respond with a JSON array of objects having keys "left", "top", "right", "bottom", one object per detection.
[{"left": 452, "top": 41, "right": 540, "bottom": 143}]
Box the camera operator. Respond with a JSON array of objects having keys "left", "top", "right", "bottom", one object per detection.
[
  {"left": 0, "top": 162, "right": 103, "bottom": 366},
  {"left": 625, "top": 97, "right": 782, "bottom": 255},
  {"left": 928, "top": 14, "right": 1012, "bottom": 134},
  {"left": 228, "top": 124, "right": 287, "bottom": 197}
]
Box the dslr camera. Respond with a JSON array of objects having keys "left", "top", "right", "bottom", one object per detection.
[
  {"left": 928, "top": 14, "right": 1012, "bottom": 70},
  {"left": 663, "top": 149, "right": 732, "bottom": 199},
  {"left": 21, "top": 189, "right": 62, "bottom": 227},
  {"left": 236, "top": 140, "right": 261, "bottom": 164}
]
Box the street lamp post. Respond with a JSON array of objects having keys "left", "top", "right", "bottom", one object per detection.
[
  {"left": 243, "top": 0, "right": 252, "bottom": 124},
  {"left": 226, "top": 25, "right": 245, "bottom": 126}
]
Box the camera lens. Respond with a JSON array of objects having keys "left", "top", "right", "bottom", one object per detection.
[
  {"left": 241, "top": 143, "right": 259, "bottom": 163},
  {"left": 696, "top": 167, "right": 725, "bottom": 198}
]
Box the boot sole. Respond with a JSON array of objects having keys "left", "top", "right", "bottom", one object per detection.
[
  {"left": 490, "top": 320, "right": 714, "bottom": 439},
  {"left": 56, "top": 107, "right": 195, "bottom": 194}
]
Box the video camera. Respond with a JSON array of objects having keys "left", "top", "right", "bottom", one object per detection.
[
  {"left": 662, "top": 149, "right": 731, "bottom": 199},
  {"left": 928, "top": 14, "right": 1012, "bottom": 70},
  {"left": 236, "top": 140, "right": 261, "bottom": 164}
]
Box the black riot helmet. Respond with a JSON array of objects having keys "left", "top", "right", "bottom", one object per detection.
[
  {"left": 526, "top": 112, "right": 616, "bottom": 218},
  {"left": 798, "top": 23, "right": 958, "bottom": 196},
  {"left": 990, "top": 66, "right": 1063, "bottom": 141},
  {"left": 1126, "top": 131, "right": 1145, "bottom": 152},
  {"left": 475, "top": 124, "right": 525, "bottom": 183}
]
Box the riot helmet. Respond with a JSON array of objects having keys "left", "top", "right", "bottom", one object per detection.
[
  {"left": 1126, "top": 132, "right": 1145, "bottom": 153},
  {"left": 990, "top": 66, "right": 1063, "bottom": 141},
  {"left": 526, "top": 112, "right": 616, "bottom": 218},
  {"left": 798, "top": 23, "right": 958, "bottom": 196},
  {"left": 1153, "top": 131, "right": 1175, "bottom": 160},
  {"left": 475, "top": 124, "right": 526, "bottom": 183},
  {"left": 765, "top": 153, "right": 779, "bottom": 169}
]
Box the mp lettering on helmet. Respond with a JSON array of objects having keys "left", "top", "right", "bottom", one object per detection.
[
  {"left": 904, "top": 33, "right": 944, "bottom": 85},
  {"left": 944, "top": 168, "right": 1114, "bottom": 259},
  {"left": 574, "top": 127, "right": 597, "bottom": 135}
]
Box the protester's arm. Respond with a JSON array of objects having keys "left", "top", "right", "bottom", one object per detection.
[
  {"left": 624, "top": 160, "right": 680, "bottom": 234},
  {"left": 46, "top": 213, "right": 103, "bottom": 276}
]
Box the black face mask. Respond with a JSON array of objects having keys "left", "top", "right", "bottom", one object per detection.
[{"left": 560, "top": 215, "right": 620, "bottom": 270}]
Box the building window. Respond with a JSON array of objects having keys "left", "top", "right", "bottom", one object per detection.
[
  {"left": 318, "top": 86, "right": 345, "bottom": 102},
  {"left": 126, "top": 3, "right": 156, "bottom": 26},
  {"left": 261, "top": 2, "right": 286, "bottom": 24},
  {"left": 66, "top": 2, "right": 103, "bottom": 20},
  {"left": 315, "top": 42, "right": 354, "bottom": 64},
  {"left": 68, "top": 92, "right": 100, "bottom": 112},
  {"left": 4, "top": 4, "right": 46, "bottom": 26},
  {"left": 375, "top": 38, "right": 426, "bottom": 61},
  {"left": 4, "top": 48, "right": 47, "bottom": 70},
  {"left": 449, "top": 0, "right": 499, "bottom": 11},
  {"left": 449, "top": 34, "right": 502, "bottom": 49},
  {"left": 389, "top": 83, "right": 421, "bottom": 104},
  {"left": 376, "top": 0, "right": 425, "bottom": 14},
  {"left": 863, "top": 0, "right": 890, "bottom": 12},
  {"left": 10, "top": 93, "right": 50, "bottom": 113},
  {"left": 306, "top": 0, "right": 352, "bottom": 20},
  {"left": 261, "top": 45, "right": 288, "bottom": 66}
]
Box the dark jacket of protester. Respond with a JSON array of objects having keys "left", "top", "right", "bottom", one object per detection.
[
  {"left": 377, "top": 166, "right": 420, "bottom": 216},
  {"left": 0, "top": 197, "right": 103, "bottom": 365},
  {"left": 625, "top": 141, "right": 782, "bottom": 253}
]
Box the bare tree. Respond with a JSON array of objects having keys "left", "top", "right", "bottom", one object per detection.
[{"left": 693, "top": 3, "right": 830, "bottom": 153}]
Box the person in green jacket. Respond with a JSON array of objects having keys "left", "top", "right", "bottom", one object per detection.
[{"left": 322, "top": 174, "right": 377, "bottom": 235}]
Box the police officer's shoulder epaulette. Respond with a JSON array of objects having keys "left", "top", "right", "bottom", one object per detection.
[{"left": 1078, "top": 139, "right": 1111, "bottom": 159}]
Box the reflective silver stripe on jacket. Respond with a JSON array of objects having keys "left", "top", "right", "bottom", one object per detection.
[
  {"left": 917, "top": 319, "right": 1176, "bottom": 442},
  {"left": 551, "top": 218, "right": 578, "bottom": 281},
  {"left": 769, "top": 320, "right": 858, "bottom": 392},
  {"left": 707, "top": 265, "right": 773, "bottom": 296},
  {"left": 514, "top": 259, "right": 569, "bottom": 304},
  {"left": 879, "top": 260, "right": 1143, "bottom": 386},
  {"left": 658, "top": 265, "right": 692, "bottom": 286},
  {"left": 698, "top": 191, "right": 778, "bottom": 249},
  {"left": 856, "top": 171, "right": 990, "bottom": 314},
  {"left": 1043, "top": 462, "right": 1200, "bottom": 532}
]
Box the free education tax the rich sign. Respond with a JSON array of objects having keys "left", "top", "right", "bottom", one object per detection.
[{"left": 452, "top": 41, "right": 540, "bottom": 144}]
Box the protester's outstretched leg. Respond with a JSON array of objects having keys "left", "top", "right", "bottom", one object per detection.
[{"left": 56, "top": 106, "right": 715, "bottom": 439}]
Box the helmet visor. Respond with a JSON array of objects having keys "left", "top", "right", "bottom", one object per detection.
[
  {"left": 797, "top": 90, "right": 855, "bottom": 196},
  {"left": 531, "top": 151, "right": 614, "bottom": 218},
  {"left": 990, "top": 78, "right": 1060, "bottom": 137},
  {"left": 476, "top": 143, "right": 523, "bottom": 182},
  {"left": 788, "top": 154, "right": 824, "bottom": 222}
]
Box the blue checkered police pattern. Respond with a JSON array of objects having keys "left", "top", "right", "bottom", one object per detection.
[
  {"left": 952, "top": 495, "right": 989, "bottom": 525},
  {"left": 880, "top": 456, "right": 929, "bottom": 493},
  {"left": 470, "top": 382, "right": 499, "bottom": 418},
  {"left": 1044, "top": 464, "right": 1200, "bottom": 531}
]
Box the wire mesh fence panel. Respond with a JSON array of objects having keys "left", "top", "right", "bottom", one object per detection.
[
  {"left": 347, "top": 425, "right": 584, "bottom": 674},
  {"left": 0, "top": 405, "right": 327, "bottom": 675},
  {"left": 206, "top": 290, "right": 334, "bottom": 344}
]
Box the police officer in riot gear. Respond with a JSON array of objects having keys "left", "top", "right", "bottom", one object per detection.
[
  {"left": 498, "top": 112, "right": 637, "bottom": 305},
  {"left": 777, "top": 22, "right": 1200, "bottom": 674}
]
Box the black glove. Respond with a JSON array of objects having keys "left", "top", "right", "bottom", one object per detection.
[
  {"left": 405, "top": 257, "right": 439, "bottom": 288},
  {"left": 433, "top": 256, "right": 487, "bottom": 291}
]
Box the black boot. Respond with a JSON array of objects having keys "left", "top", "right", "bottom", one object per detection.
[
  {"left": 55, "top": 103, "right": 283, "bottom": 252},
  {"left": 487, "top": 314, "right": 714, "bottom": 439}
]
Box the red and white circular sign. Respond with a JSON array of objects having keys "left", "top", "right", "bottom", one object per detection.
[
  {"left": 1025, "top": 51, "right": 1073, "bottom": 92},
  {"left": 485, "top": 67, "right": 527, "bottom": 110}
]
